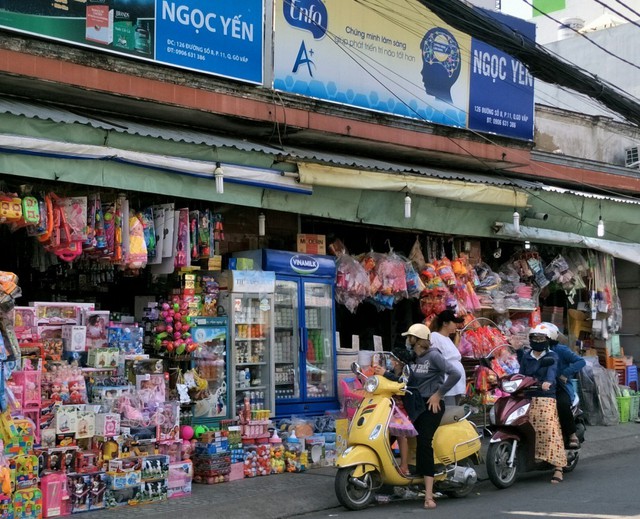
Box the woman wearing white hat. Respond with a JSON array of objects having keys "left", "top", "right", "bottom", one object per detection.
[{"left": 377, "top": 322, "right": 461, "bottom": 509}]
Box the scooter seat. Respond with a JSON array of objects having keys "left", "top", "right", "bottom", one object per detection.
[{"left": 440, "top": 406, "right": 467, "bottom": 426}]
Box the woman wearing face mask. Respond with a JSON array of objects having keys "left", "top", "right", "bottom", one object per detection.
[
  {"left": 516, "top": 324, "right": 567, "bottom": 483},
  {"left": 377, "top": 323, "right": 461, "bottom": 509}
]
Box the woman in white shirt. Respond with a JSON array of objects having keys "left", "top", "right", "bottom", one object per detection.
[{"left": 429, "top": 310, "right": 467, "bottom": 405}]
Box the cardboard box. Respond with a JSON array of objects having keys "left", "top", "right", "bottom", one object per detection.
[
  {"left": 62, "top": 326, "right": 87, "bottom": 352},
  {"left": 87, "top": 347, "right": 119, "bottom": 368},
  {"left": 55, "top": 406, "right": 77, "bottom": 435},
  {"left": 95, "top": 414, "right": 120, "bottom": 437},
  {"left": 76, "top": 410, "right": 96, "bottom": 439},
  {"left": 84, "top": 310, "right": 110, "bottom": 349},
  {"left": 297, "top": 234, "right": 326, "bottom": 255}
]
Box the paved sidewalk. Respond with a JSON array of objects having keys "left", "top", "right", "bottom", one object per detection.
[{"left": 86, "top": 422, "right": 640, "bottom": 519}]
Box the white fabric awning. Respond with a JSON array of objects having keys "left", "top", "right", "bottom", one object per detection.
[
  {"left": 0, "top": 134, "right": 312, "bottom": 195},
  {"left": 494, "top": 222, "right": 640, "bottom": 265},
  {"left": 297, "top": 162, "right": 529, "bottom": 207}
]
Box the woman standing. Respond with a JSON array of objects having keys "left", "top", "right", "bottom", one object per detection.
[
  {"left": 398, "top": 323, "right": 460, "bottom": 509},
  {"left": 517, "top": 325, "right": 567, "bottom": 483},
  {"left": 429, "top": 310, "right": 467, "bottom": 405}
]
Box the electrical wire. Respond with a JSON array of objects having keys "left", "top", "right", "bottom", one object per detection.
[
  {"left": 611, "top": 0, "right": 640, "bottom": 20},
  {"left": 591, "top": 0, "right": 640, "bottom": 31},
  {"left": 350, "top": 1, "right": 640, "bottom": 201},
  {"left": 520, "top": 0, "right": 640, "bottom": 73},
  {"left": 412, "top": 0, "right": 640, "bottom": 127},
  {"left": 277, "top": 0, "right": 640, "bottom": 214}
]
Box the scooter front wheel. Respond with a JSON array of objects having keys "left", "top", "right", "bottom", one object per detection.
[
  {"left": 487, "top": 441, "right": 519, "bottom": 489},
  {"left": 335, "top": 466, "right": 376, "bottom": 510}
]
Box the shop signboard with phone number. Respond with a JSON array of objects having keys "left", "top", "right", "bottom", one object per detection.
[{"left": 0, "top": 0, "right": 264, "bottom": 85}]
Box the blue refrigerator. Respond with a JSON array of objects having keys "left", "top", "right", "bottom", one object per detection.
[{"left": 236, "top": 249, "right": 338, "bottom": 417}]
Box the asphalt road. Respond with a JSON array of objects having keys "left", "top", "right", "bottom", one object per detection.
[{"left": 298, "top": 449, "right": 640, "bottom": 519}]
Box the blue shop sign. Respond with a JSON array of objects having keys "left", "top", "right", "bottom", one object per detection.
[{"left": 263, "top": 249, "right": 336, "bottom": 278}]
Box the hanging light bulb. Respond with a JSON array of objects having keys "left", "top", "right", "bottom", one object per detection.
[
  {"left": 524, "top": 240, "right": 531, "bottom": 250},
  {"left": 258, "top": 212, "right": 266, "bottom": 237},
  {"left": 597, "top": 218, "right": 605, "bottom": 237},
  {"left": 404, "top": 193, "right": 412, "bottom": 219},
  {"left": 214, "top": 163, "right": 224, "bottom": 194},
  {"left": 597, "top": 202, "right": 604, "bottom": 237},
  {"left": 513, "top": 210, "right": 520, "bottom": 233}
]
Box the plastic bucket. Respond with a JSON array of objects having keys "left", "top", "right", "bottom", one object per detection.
[{"left": 616, "top": 396, "right": 631, "bottom": 423}]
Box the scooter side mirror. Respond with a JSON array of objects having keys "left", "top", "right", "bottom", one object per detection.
[{"left": 351, "top": 362, "right": 361, "bottom": 375}]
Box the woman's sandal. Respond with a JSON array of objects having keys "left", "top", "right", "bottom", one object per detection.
[
  {"left": 551, "top": 468, "right": 563, "bottom": 484},
  {"left": 567, "top": 437, "right": 580, "bottom": 449},
  {"left": 424, "top": 498, "right": 437, "bottom": 509}
]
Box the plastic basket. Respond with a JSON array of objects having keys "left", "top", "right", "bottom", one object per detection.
[
  {"left": 616, "top": 396, "right": 631, "bottom": 423},
  {"left": 630, "top": 394, "right": 640, "bottom": 422}
]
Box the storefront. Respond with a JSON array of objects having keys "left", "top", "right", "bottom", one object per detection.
[{"left": 1, "top": 94, "right": 639, "bottom": 516}]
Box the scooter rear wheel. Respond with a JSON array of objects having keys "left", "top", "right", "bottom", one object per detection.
[
  {"left": 335, "top": 466, "right": 376, "bottom": 511},
  {"left": 487, "top": 441, "right": 518, "bottom": 489}
]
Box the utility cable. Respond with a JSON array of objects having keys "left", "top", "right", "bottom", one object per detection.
[
  {"left": 591, "top": 0, "right": 640, "bottom": 31},
  {"left": 610, "top": 0, "right": 640, "bottom": 20},
  {"left": 413, "top": 0, "right": 640, "bottom": 127},
  {"left": 520, "top": 0, "right": 640, "bottom": 73},
  {"left": 278, "top": 0, "right": 640, "bottom": 207}
]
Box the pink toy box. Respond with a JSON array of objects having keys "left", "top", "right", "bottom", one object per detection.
[
  {"left": 41, "top": 473, "right": 68, "bottom": 518},
  {"left": 167, "top": 461, "right": 192, "bottom": 499}
]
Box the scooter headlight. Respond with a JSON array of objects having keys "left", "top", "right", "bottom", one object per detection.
[
  {"left": 502, "top": 379, "right": 522, "bottom": 393},
  {"left": 364, "top": 376, "right": 379, "bottom": 393},
  {"left": 505, "top": 403, "right": 530, "bottom": 425}
]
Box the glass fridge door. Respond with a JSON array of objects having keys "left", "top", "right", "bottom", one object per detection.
[
  {"left": 303, "top": 282, "right": 335, "bottom": 400},
  {"left": 231, "top": 293, "right": 274, "bottom": 416},
  {"left": 274, "top": 280, "right": 300, "bottom": 402},
  {"left": 191, "top": 316, "right": 229, "bottom": 419}
]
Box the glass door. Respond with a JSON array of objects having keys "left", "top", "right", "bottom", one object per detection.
[
  {"left": 231, "top": 293, "right": 274, "bottom": 416},
  {"left": 274, "top": 280, "right": 300, "bottom": 401},
  {"left": 191, "top": 316, "right": 229, "bottom": 420},
  {"left": 303, "top": 282, "right": 335, "bottom": 400}
]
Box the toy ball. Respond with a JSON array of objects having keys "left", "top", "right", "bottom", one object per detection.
[
  {"left": 160, "top": 311, "right": 168, "bottom": 319},
  {"left": 194, "top": 425, "right": 208, "bottom": 439},
  {"left": 175, "top": 343, "right": 186, "bottom": 356},
  {"left": 174, "top": 312, "right": 182, "bottom": 321},
  {"left": 162, "top": 303, "right": 170, "bottom": 311},
  {"left": 173, "top": 303, "right": 180, "bottom": 312},
  {"left": 180, "top": 426, "right": 194, "bottom": 441},
  {"left": 174, "top": 322, "right": 183, "bottom": 331}
]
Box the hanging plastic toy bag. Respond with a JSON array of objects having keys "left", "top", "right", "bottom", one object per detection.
[
  {"left": 435, "top": 258, "right": 456, "bottom": 286},
  {"left": 404, "top": 260, "right": 423, "bottom": 299},
  {"left": 360, "top": 251, "right": 384, "bottom": 296},
  {"left": 377, "top": 252, "right": 408, "bottom": 300},
  {"left": 336, "top": 254, "right": 370, "bottom": 313}
]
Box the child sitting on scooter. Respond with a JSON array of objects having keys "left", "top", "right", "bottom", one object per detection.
[{"left": 387, "top": 348, "right": 418, "bottom": 476}]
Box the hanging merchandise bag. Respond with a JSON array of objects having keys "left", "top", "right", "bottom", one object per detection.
[
  {"left": 408, "top": 236, "right": 426, "bottom": 272},
  {"left": 138, "top": 207, "right": 156, "bottom": 261},
  {"left": 127, "top": 213, "right": 148, "bottom": 270},
  {"left": 335, "top": 254, "right": 370, "bottom": 313},
  {"left": 148, "top": 205, "right": 165, "bottom": 265}
]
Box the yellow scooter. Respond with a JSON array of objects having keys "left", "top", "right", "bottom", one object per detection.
[{"left": 335, "top": 360, "right": 482, "bottom": 510}]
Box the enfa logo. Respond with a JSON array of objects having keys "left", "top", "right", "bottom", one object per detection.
[
  {"left": 290, "top": 254, "right": 319, "bottom": 275},
  {"left": 283, "top": 0, "right": 327, "bottom": 39}
]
